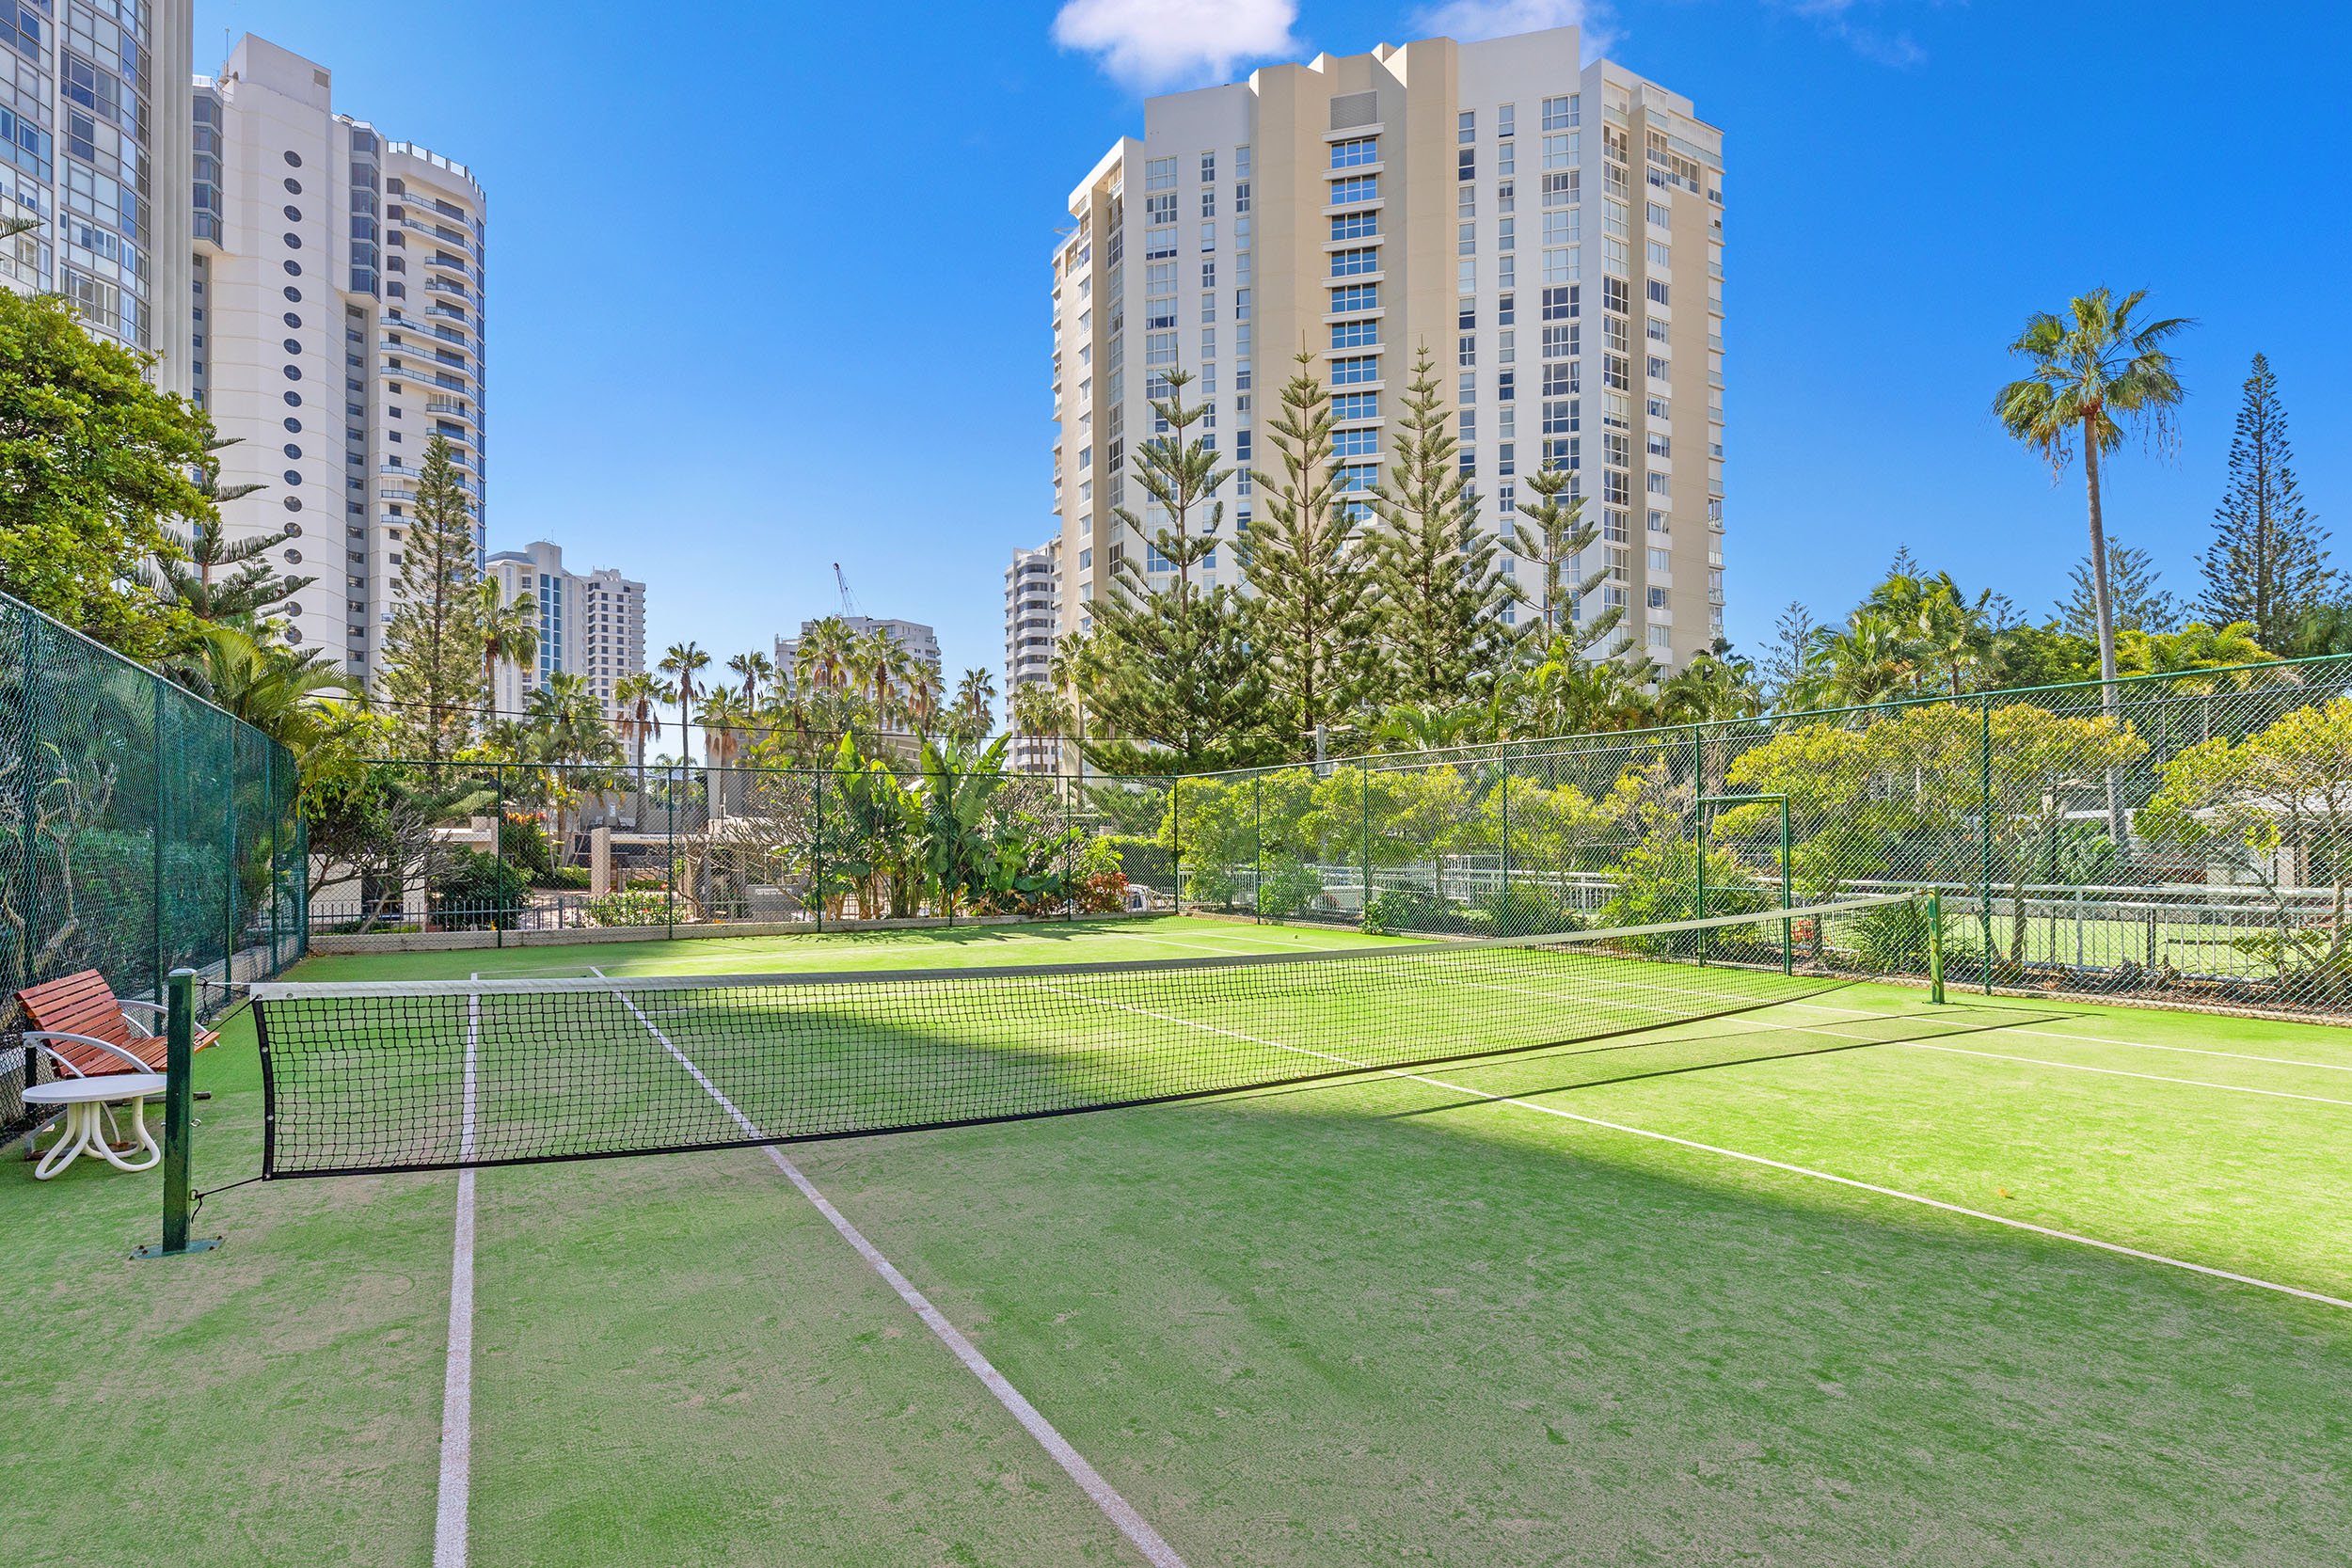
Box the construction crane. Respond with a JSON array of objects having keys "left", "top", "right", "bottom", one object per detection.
[{"left": 832, "top": 562, "right": 861, "bottom": 618}]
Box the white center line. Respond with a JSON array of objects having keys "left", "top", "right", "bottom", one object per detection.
[
  {"left": 433, "top": 981, "right": 482, "bottom": 1568},
  {"left": 583, "top": 969, "right": 1189, "bottom": 1568},
  {"left": 1030, "top": 978, "right": 2352, "bottom": 1314}
]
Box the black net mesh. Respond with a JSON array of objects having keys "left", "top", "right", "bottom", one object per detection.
[{"left": 251, "top": 895, "right": 1919, "bottom": 1177}]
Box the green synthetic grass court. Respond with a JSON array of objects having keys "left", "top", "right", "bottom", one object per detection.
[{"left": 7, "top": 913, "right": 2352, "bottom": 1566}]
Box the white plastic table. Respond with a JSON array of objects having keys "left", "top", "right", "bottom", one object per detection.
[{"left": 21, "top": 1073, "right": 167, "bottom": 1180}]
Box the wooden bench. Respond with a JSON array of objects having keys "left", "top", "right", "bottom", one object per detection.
[{"left": 15, "top": 970, "right": 218, "bottom": 1080}]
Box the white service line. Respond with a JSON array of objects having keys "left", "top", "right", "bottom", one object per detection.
[
  {"left": 1900, "top": 1042, "right": 2352, "bottom": 1109},
  {"left": 1028, "top": 979, "right": 2352, "bottom": 1314},
  {"left": 1760, "top": 996, "right": 2352, "bottom": 1075},
  {"left": 433, "top": 982, "right": 483, "bottom": 1568},
  {"left": 582, "top": 969, "right": 1189, "bottom": 1568}
]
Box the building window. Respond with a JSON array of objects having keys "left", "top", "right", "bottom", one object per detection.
[
  {"left": 1329, "top": 356, "right": 1381, "bottom": 385},
  {"left": 1330, "top": 211, "right": 1379, "bottom": 242},
  {"left": 1330, "top": 136, "right": 1378, "bottom": 168},
  {"left": 1330, "top": 283, "right": 1378, "bottom": 313},
  {"left": 1542, "top": 95, "right": 1578, "bottom": 130},
  {"left": 1145, "top": 157, "right": 1176, "bottom": 189},
  {"left": 1332, "top": 391, "right": 1378, "bottom": 420},
  {"left": 1331, "top": 247, "right": 1380, "bottom": 277},
  {"left": 1328, "top": 174, "right": 1379, "bottom": 206},
  {"left": 1331, "top": 319, "right": 1379, "bottom": 350}
]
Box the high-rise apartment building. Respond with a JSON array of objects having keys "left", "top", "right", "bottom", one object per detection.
[
  {"left": 195, "top": 35, "right": 485, "bottom": 673},
  {"left": 775, "top": 616, "right": 943, "bottom": 685},
  {"left": 0, "top": 0, "right": 194, "bottom": 393},
  {"left": 485, "top": 540, "right": 645, "bottom": 716},
  {"left": 1005, "top": 538, "right": 1060, "bottom": 770},
  {"left": 1052, "top": 25, "right": 1724, "bottom": 666}
]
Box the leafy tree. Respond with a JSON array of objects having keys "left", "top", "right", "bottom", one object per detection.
[
  {"left": 2198, "top": 353, "right": 2332, "bottom": 646},
  {"left": 1656, "top": 646, "right": 1762, "bottom": 722},
  {"left": 1366, "top": 349, "right": 1509, "bottom": 705},
  {"left": 2058, "top": 537, "right": 2180, "bottom": 637},
  {"left": 377, "top": 433, "right": 484, "bottom": 762},
  {"left": 2140, "top": 698, "right": 2352, "bottom": 988},
  {"left": 1245, "top": 350, "right": 1376, "bottom": 737},
  {"left": 1993, "top": 287, "right": 2192, "bottom": 713},
  {"left": 1079, "top": 367, "right": 1278, "bottom": 773},
  {"left": 0, "top": 289, "right": 212, "bottom": 659}
]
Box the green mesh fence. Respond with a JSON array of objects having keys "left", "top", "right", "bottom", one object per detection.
[
  {"left": 1, "top": 591, "right": 306, "bottom": 1142},
  {"left": 1175, "top": 655, "right": 2352, "bottom": 1019}
]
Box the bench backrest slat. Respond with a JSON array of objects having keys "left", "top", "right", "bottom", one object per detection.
[{"left": 18, "top": 970, "right": 151, "bottom": 1076}]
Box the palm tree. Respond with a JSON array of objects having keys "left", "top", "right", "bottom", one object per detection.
[
  {"left": 902, "top": 657, "right": 943, "bottom": 736},
  {"left": 954, "top": 667, "right": 997, "bottom": 739},
  {"left": 795, "top": 616, "right": 855, "bottom": 695},
  {"left": 727, "top": 649, "right": 776, "bottom": 708},
  {"left": 1794, "top": 610, "right": 1915, "bottom": 710},
  {"left": 522, "top": 672, "right": 616, "bottom": 853},
  {"left": 658, "top": 641, "right": 710, "bottom": 758},
  {"left": 470, "top": 577, "right": 539, "bottom": 726},
  {"left": 1008, "top": 681, "right": 1069, "bottom": 743},
  {"left": 167, "top": 620, "right": 349, "bottom": 755},
  {"left": 1994, "top": 288, "right": 2192, "bottom": 710},
  {"left": 612, "top": 671, "right": 663, "bottom": 810}
]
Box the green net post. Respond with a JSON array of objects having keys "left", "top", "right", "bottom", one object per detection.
[
  {"left": 1360, "top": 767, "right": 1372, "bottom": 932},
  {"left": 151, "top": 676, "right": 167, "bottom": 1014},
  {"left": 133, "top": 969, "right": 218, "bottom": 1259},
  {"left": 1693, "top": 797, "right": 1708, "bottom": 967},
  {"left": 1927, "top": 890, "right": 1947, "bottom": 1005}
]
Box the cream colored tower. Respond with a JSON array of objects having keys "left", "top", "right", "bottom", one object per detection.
[
  {"left": 1051, "top": 24, "right": 1724, "bottom": 667},
  {"left": 196, "top": 35, "right": 485, "bottom": 674}
]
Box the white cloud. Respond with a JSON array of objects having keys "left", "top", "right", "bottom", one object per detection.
[
  {"left": 1766, "top": 0, "right": 1930, "bottom": 66},
  {"left": 1051, "top": 0, "right": 1302, "bottom": 91},
  {"left": 1410, "top": 0, "right": 1604, "bottom": 48}
]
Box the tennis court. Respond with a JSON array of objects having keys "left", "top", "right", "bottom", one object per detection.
[{"left": 7, "top": 910, "right": 2351, "bottom": 1567}]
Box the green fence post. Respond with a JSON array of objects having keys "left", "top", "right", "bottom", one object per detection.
[
  {"left": 1064, "top": 772, "right": 1076, "bottom": 924},
  {"left": 1499, "top": 767, "right": 1513, "bottom": 932},
  {"left": 493, "top": 766, "right": 506, "bottom": 950},
  {"left": 133, "top": 969, "right": 218, "bottom": 1259},
  {"left": 1927, "top": 891, "right": 1947, "bottom": 1006},
  {"left": 1979, "top": 698, "right": 1995, "bottom": 994},
  {"left": 266, "top": 749, "right": 280, "bottom": 973},
  {"left": 1693, "top": 797, "right": 1708, "bottom": 967},
  {"left": 1170, "top": 777, "right": 1184, "bottom": 918},
  {"left": 152, "top": 678, "right": 167, "bottom": 1011},
  {"left": 1252, "top": 774, "right": 1263, "bottom": 924},
  {"left": 813, "top": 770, "right": 826, "bottom": 933},
  {"left": 1360, "top": 766, "right": 1373, "bottom": 932},
  {"left": 667, "top": 763, "right": 677, "bottom": 939},
  {"left": 223, "top": 725, "right": 238, "bottom": 992}
]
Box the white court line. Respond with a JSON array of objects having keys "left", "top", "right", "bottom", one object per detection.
[
  {"left": 1900, "top": 1042, "right": 2352, "bottom": 1109},
  {"left": 583, "top": 969, "right": 1188, "bottom": 1568},
  {"left": 1763, "top": 994, "right": 2352, "bottom": 1076},
  {"left": 433, "top": 982, "right": 482, "bottom": 1568},
  {"left": 1029, "top": 981, "right": 2352, "bottom": 1314}
]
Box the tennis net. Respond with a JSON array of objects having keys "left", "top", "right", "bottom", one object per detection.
[{"left": 248, "top": 894, "right": 1933, "bottom": 1178}]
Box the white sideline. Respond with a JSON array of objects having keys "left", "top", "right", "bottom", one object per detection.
[
  {"left": 432, "top": 984, "right": 482, "bottom": 1568},
  {"left": 582, "top": 969, "right": 1189, "bottom": 1568},
  {"left": 1031, "top": 982, "right": 2352, "bottom": 1314}
]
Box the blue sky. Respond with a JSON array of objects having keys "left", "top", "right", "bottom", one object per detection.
[{"left": 195, "top": 0, "right": 2347, "bottom": 693}]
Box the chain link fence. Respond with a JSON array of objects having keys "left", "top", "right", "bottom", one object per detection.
[
  {"left": 307, "top": 756, "right": 1183, "bottom": 945},
  {"left": 1171, "top": 656, "right": 2352, "bottom": 1019},
  {"left": 1, "top": 592, "right": 306, "bottom": 1142}
]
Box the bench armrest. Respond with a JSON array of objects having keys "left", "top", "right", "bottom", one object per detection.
[
  {"left": 114, "top": 1000, "right": 165, "bottom": 1037},
  {"left": 24, "top": 1031, "right": 157, "bottom": 1076}
]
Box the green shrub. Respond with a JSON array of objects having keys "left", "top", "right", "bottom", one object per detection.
[
  {"left": 1845, "top": 896, "right": 1982, "bottom": 976},
  {"left": 543, "top": 864, "right": 591, "bottom": 892},
  {"left": 430, "top": 850, "right": 531, "bottom": 930},
  {"left": 1364, "top": 885, "right": 1475, "bottom": 936},
  {"left": 1475, "top": 885, "right": 1583, "bottom": 938},
  {"left": 585, "top": 888, "right": 673, "bottom": 927},
  {"left": 499, "top": 814, "right": 553, "bottom": 880},
  {"left": 1255, "top": 857, "right": 1324, "bottom": 921}
]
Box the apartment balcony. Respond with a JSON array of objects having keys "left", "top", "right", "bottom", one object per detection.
[{"left": 426, "top": 396, "right": 473, "bottom": 418}]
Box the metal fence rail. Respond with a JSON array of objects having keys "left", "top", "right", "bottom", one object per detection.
[{"left": 0, "top": 591, "right": 307, "bottom": 1142}]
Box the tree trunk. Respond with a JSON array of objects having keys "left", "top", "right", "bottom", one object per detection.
[{"left": 2083, "top": 423, "right": 2131, "bottom": 861}]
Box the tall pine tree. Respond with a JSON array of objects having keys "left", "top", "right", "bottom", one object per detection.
[
  {"left": 1507, "top": 462, "right": 1620, "bottom": 657},
  {"left": 377, "top": 433, "right": 484, "bottom": 762},
  {"left": 1080, "top": 367, "right": 1278, "bottom": 773},
  {"left": 1244, "top": 351, "right": 1375, "bottom": 740},
  {"left": 2199, "top": 353, "right": 2330, "bottom": 647},
  {"left": 1366, "top": 349, "right": 1509, "bottom": 705}
]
